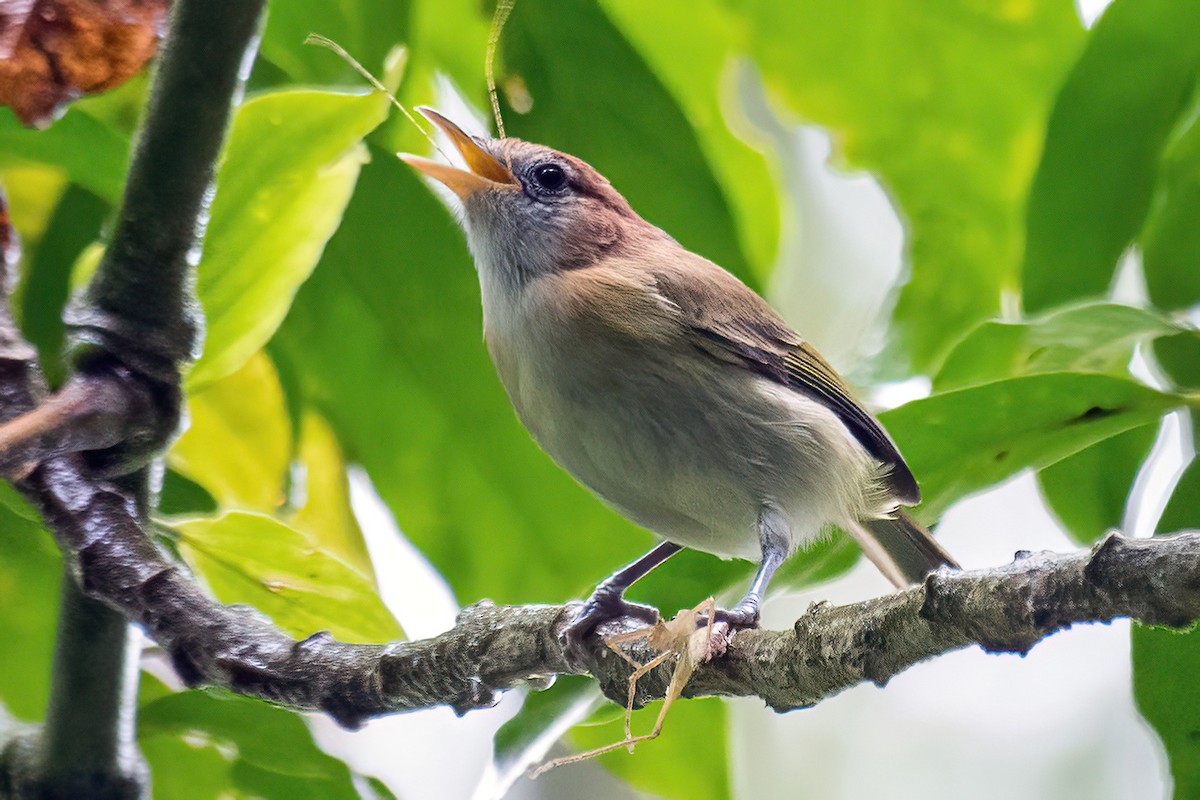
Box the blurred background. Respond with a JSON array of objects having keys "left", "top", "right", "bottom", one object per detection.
[{"left": 3, "top": 0, "right": 1199, "bottom": 797}]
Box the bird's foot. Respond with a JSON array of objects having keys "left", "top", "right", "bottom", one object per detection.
[
  {"left": 560, "top": 591, "right": 661, "bottom": 668},
  {"left": 710, "top": 601, "right": 760, "bottom": 631}
]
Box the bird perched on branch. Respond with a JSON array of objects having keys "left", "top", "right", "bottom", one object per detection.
[{"left": 400, "top": 108, "right": 957, "bottom": 657}]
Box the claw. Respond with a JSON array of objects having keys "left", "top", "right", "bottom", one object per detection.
[
  {"left": 560, "top": 592, "right": 661, "bottom": 667},
  {"left": 711, "top": 604, "right": 760, "bottom": 629}
]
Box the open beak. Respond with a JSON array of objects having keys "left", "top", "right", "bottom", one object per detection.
[{"left": 398, "top": 107, "right": 517, "bottom": 199}]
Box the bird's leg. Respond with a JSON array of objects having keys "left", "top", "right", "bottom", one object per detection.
[
  {"left": 714, "top": 505, "right": 789, "bottom": 628},
  {"left": 561, "top": 540, "right": 683, "bottom": 661}
]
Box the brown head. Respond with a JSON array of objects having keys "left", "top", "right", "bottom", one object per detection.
[{"left": 399, "top": 108, "right": 664, "bottom": 287}]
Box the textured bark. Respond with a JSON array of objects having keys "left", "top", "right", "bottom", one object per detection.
[{"left": 16, "top": 490, "right": 1200, "bottom": 727}]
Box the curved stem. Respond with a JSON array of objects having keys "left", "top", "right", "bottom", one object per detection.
[{"left": 0, "top": 378, "right": 131, "bottom": 476}]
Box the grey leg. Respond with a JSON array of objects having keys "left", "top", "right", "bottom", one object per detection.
[
  {"left": 715, "top": 505, "right": 790, "bottom": 627},
  {"left": 561, "top": 540, "right": 683, "bottom": 661}
]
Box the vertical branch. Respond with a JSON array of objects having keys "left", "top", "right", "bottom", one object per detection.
[
  {"left": 1, "top": 0, "right": 266, "bottom": 796},
  {"left": 67, "top": 0, "right": 265, "bottom": 385},
  {"left": 32, "top": 578, "right": 144, "bottom": 799},
  {"left": 0, "top": 182, "right": 143, "bottom": 800}
]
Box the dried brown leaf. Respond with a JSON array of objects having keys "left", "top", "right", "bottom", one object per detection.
[{"left": 0, "top": 0, "right": 169, "bottom": 127}]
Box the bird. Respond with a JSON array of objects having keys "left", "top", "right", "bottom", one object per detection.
[{"left": 399, "top": 107, "right": 958, "bottom": 656}]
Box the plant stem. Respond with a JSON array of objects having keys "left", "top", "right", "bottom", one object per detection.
[
  {"left": 66, "top": 0, "right": 266, "bottom": 382},
  {"left": 0, "top": 0, "right": 266, "bottom": 794},
  {"left": 32, "top": 575, "right": 143, "bottom": 799}
]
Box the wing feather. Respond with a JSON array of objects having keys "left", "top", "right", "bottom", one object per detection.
[{"left": 649, "top": 259, "right": 921, "bottom": 504}]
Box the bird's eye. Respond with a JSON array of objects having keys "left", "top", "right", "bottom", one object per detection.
[{"left": 530, "top": 162, "right": 568, "bottom": 193}]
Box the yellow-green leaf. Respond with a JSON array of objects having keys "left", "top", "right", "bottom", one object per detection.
[
  {"left": 175, "top": 511, "right": 401, "bottom": 643},
  {"left": 188, "top": 86, "right": 391, "bottom": 390},
  {"left": 736, "top": 0, "right": 1083, "bottom": 371},
  {"left": 288, "top": 410, "right": 373, "bottom": 578},
  {"left": 170, "top": 351, "right": 291, "bottom": 511}
]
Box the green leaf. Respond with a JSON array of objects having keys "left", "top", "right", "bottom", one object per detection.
[
  {"left": 405, "top": 0, "right": 488, "bottom": 113},
  {"left": 0, "top": 483, "right": 61, "bottom": 720},
  {"left": 289, "top": 410, "right": 374, "bottom": 578},
  {"left": 494, "top": 676, "right": 599, "bottom": 785},
  {"left": 139, "top": 684, "right": 361, "bottom": 800},
  {"left": 1022, "top": 0, "right": 1200, "bottom": 312},
  {"left": 173, "top": 511, "right": 401, "bottom": 642},
  {"left": 502, "top": 0, "right": 757, "bottom": 287},
  {"left": 16, "top": 184, "right": 110, "bottom": 385},
  {"left": 569, "top": 697, "right": 731, "bottom": 800},
  {"left": 187, "top": 86, "right": 391, "bottom": 390},
  {"left": 274, "top": 152, "right": 663, "bottom": 606},
  {"left": 775, "top": 531, "right": 860, "bottom": 587},
  {"left": 0, "top": 108, "right": 129, "bottom": 203},
  {"left": 69, "top": 70, "right": 151, "bottom": 138},
  {"left": 364, "top": 777, "right": 399, "bottom": 800},
  {"left": 158, "top": 469, "right": 218, "bottom": 517},
  {"left": 259, "top": 0, "right": 410, "bottom": 86},
  {"left": 735, "top": 0, "right": 1083, "bottom": 371},
  {"left": 934, "top": 303, "right": 1182, "bottom": 391},
  {"left": 1159, "top": 458, "right": 1200, "bottom": 535},
  {"left": 625, "top": 549, "right": 747, "bottom": 618},
  {"left": 880, "top": 372, "right": 1179, "bottom": 520},
  {"left": 1133, "top": 622, "right": 1200, "bottom": 800},
  {"left": 1037, "top": 423, "right": 1159, "bottom": 544},
  {"left": 170, "top": 352, "right": 291, "bottom": 512},
  {"left": 601, "top": 0, "right": 779, "bottom": 279},
  {"left": 1155, "top": 332, "right": 1200, "bottom": 391},
  {"left": 1143, "top": 94, "right": 1200, "bottom": 312},
  {"left": 1132, "top": 456, "right": 1200, "bottom": 797}
]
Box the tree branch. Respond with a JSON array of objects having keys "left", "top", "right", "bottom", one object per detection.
[
  {"left": 4, "top": 173, "right": 1200, "bottom": 726},
  {"left": 0, "top": 194, "right": 146, "bottom": 800},
  {"left": 0, "top": 377, "right": 133, "bottom": 477},
  {"left": 6, "top": 182, "right": 1200, "bottom": 754},
  {"left": 48, "top": 0, "right": 266, "bottom": 481},
  {"left": 0, "top": 0, "right": 264, "bottom": 796},
  {"left": 18, "top": 461, "right": 1200, "bottom": 726},
  {"left": 65, "top": 0, "right": 261, "bottom": 385},
  {"left": 25, "top": 576, "right": 145, "bottom": 799}
]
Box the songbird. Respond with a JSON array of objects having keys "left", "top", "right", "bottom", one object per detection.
[{"left": 400, "top": 108, "right": 957, "bottom": 655}]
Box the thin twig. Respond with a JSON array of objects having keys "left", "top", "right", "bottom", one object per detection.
[{"left": 0, "top": 377, "right": 128, "bottom": 476}]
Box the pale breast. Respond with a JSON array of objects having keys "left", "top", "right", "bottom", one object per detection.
[{"left": 481, "top": 270, "right": 888, "bottom": 560}]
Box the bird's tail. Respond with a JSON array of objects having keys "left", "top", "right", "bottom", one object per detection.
[{"left": 845, "top": 510, "right": 959, "bottom": 588}]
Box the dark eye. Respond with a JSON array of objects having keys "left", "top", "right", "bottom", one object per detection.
[{"left": 530, "top": 162, "right": 568, "bottom": 193}]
